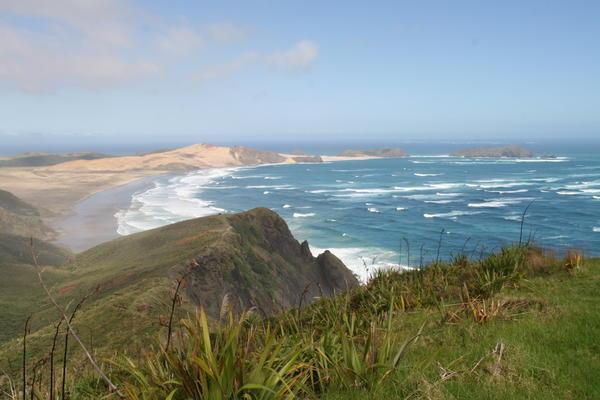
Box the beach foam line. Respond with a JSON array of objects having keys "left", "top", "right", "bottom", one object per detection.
[{"left": 115, "top": 168, "right": 235, "bottom": 235}]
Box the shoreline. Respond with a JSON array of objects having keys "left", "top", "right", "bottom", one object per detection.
[
  {"left": 50, "top": 175, "right": 161, "bottom": 252},
  {"left": 44, "top": 157, "right": 378, "bottom": 252}
]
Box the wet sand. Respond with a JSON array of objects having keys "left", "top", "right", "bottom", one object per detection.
[{"left": 51, "top": 176, "right": 159, "bottom": 252}]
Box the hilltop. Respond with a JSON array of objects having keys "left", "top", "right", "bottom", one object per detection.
[{"left": 451, "top": 145, "right": 533, "bottom": 158}]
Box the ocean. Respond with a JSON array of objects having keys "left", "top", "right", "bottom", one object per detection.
[{"left": 115, "top": 150, "right": 600, "bottom": 280}]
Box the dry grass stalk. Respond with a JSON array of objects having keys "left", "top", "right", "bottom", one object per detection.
[{"left": 29, "top": 239, "right": 120, "bottom": 395}]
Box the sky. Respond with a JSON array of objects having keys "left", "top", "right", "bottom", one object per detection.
[{"left": 1, "top": 0, "right": 599, "bottom": 151}]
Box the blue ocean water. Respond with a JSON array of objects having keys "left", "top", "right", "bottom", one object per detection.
[{"left": 116, "top": 152, "right": 600, "bottom": 280}]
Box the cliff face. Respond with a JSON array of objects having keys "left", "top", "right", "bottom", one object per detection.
[
  {"left": 451, "top": 145, "right": 533, "bottom": 158},
  {"left": 71, "top": 208, "right": 358, "bottom": 321},
  {"left": 184, "top": 208, "right": 357, "bottom": 317}
]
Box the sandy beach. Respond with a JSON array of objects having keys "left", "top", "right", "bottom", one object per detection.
[{"left": 50, "top": 176, "right": 160, "bottom": 252}]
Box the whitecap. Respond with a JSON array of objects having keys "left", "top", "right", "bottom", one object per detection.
[
  {"left": 396, "top": 207, "right": 406, "bottom": 211},
  {"left": 367, "top": 207, "right": 380, "bottom": 213},
  {"left": 478, "top": 182, "right": 533, "bottom": 189},
  {"left": 293, "top": 212, "right": 315, "bottom": 218},
  {"left": 282, "top": 204, "right": 291, "bottom": 208},
  {"left": 503, "top": 215, "right": 522, "bottom": 221},
  {"left": 424, "top": 210, "right": 481, "bottom": 219},
  {"left": 424, "top": 199, "right": 459, "bottom": 204},
  {"left": 556, "top": 191, "right": 581, "bottom": 196},
  {"left": 414, "top": 173, "right": 443, "bottom": 177},
  {"left": 468, "top": 198, "right": 525, "bottom": 208},
  {"left": 246, "top": 184, "right": 289, "bottom": 189},
  {"left": 593, "top": 227, "right": 600, "bottom": 233},
  {"left": 436, "top": 192, "right": 462, "bottom": 197},
  {"left": 485, "top": 189, "right": 529, "bottom": 194},
  {"left": 263, "top": 191, "right": 270, "bottom": 195}
]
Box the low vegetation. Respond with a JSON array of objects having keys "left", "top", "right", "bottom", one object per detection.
[{"left": 2, "top": 242, "right": 598, "bottom": 399}]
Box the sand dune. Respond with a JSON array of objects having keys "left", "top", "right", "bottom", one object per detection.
[{"left": 46, "top": 144, "right": 297, "bottom": 172}]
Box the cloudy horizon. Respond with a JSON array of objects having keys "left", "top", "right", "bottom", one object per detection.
[{"left": 1, "top": 0, "right": 599, "bottom": 146}]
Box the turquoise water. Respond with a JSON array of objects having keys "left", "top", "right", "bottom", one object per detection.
[{"left": 116, "top": 152, "right": 600, "bottom": 279}]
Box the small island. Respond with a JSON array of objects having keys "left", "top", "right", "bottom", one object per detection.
[
  {"left": 338, "top": 147, "right": 408, "bottom": 158},
  {"left": 451, "top": 145, "right": 533, "bottom": 158}
]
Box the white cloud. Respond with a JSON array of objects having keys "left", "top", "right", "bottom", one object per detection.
[
  {"left": 266, "top": 40, "right": 319, "bottom": 71},
  {"left": 0, "top": 21, "right": 158, "bottom": 91},
  {"left": 195, "top": 52, "right": 260, "bottom": 81},
  {"left": 0, "top": 0, "right": 314, "bottom": 91},
  {"left": 154, "top": 26, "right": 206, "bottom": 55},
  {"left": 0, "top": 0, "right": 135, "bottom": 47},
  {"left": 203, "top": 22, "right": 250, "bottom": 42},
  {"left": 154, "top": 22, "right": 250, "bottom": 55},
  {"left": 195, "top": 40, "right": 319, "bottom": 82}
]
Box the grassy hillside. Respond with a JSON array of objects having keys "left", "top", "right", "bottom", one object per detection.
[
  {"left": 0, "top": 189, "right": 54, "bottom": 239},
  {"left": 0, "top": 208, "right": 356, "bottom": 377},
  {"left": 0, "top": 233, "right": 70, "bottom": 266},
  {"left": 1, "top": 240, "right": 597, "bottom": 399},
  {"left": 0, "top": 189, "right": 39, "bottom": 216}
]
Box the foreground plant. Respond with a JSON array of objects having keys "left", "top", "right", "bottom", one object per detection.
[{"left": 117, "top": 309, "right": 310, "bottom": 399}]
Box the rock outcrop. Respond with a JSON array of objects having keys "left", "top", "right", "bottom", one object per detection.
[
  {"left": 73, "top": 208, "right": 358, "bottom": 320},
  {"left": 451, "top": 145, "right": 533, "bottom": 158},
  {"left": 339, "top": 148, "right": 408, "bottom": 158}
]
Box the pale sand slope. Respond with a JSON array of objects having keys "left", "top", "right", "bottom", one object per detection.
[{"left": 0, "top": 144, "right": 310, "bottom": 216}]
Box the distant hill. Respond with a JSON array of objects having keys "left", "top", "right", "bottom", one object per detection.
[
  {"left": 0, "top": 189, "right": 53, "bottom": 238},
  {"left": 339, "top": 148, "right": 408, "bottom": 158},
  {"left": 0, "top": 152, "right": 109, "bottom": 167},
  {"left": 44, "top": 144, "right": 321, "bottom": 173},
  {"left": 0, "top": 233, "right": 70, "bottom": 266},
  {"left": 0, "top": 188, "right": 39, "bottom": 216},
  {"left": 451, "top": 145, "right": 533, "bottom": 158}
]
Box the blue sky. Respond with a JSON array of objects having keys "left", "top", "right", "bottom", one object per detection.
[{"left": 1, "top": 0, "right": 599, "bottom": 148}]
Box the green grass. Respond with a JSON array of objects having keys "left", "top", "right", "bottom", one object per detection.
[
  {"left": 322, "top": 259, "right": 600, "bottom": 399},
  {"left": 0, "top": 203, "right": 598, "bottom": 400},
  {"left": 5, "top": 246, "right": 591, "bottom": 400}
]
